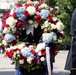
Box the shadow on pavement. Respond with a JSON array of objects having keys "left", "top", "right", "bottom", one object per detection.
[{"left": 0, "top": 71, "right": 15, "bottom": 75}]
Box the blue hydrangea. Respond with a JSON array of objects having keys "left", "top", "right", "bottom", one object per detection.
[
  {"left": 39, "top": 9, "right": 50, "bottom": 19},
  {"left": 4, "top": 33, "right": 16, "bottom": 43},
  {"left": 42, "top": 32, "right": 57, "bottom": 44},
  {"left": 21, "top": 47, "right": 35, "bottom": 59},
  {"left": 14, "top": 7, "right": 26, "bottom": 20}
]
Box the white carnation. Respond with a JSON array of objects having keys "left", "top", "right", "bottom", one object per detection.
[
  {"left": 2, "top": 40, "right": 7, "bottom": 45},
  {"left": 51, "top": 23, "right": 56, "bottom": 30},
  {"left": 40, "top": 57, "right": 45, "bottom": 62},
  {"left": 52, "top": 17, "right": 57, "bottom": 21},
  {"left": 56, "top": 21, "right": 64, "bottom": 32},
  {"left": 17, "top": 43, "right": 25, "bottom": 49},
  {"left": 27, "top": 57, "right": 33, "bottom": 64},
  {"left": 27, "top": 6, "right": 36, "bottom": 15},
  {"left": 6, "top": 16, "right": 17, "bottom": 26},
  {"left": 36, "top": 43, "right": 45, "bottom": 52},
  {"left": 3, "top": 27, "right": 10, "bottom": 34},
  {"left": 19, "top": 59, "right": 24, "bottom": 64}
]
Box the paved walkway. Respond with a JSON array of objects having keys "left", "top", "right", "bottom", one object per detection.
[{"left": 0, "top": 50, "right": 70, "bottom": 75}]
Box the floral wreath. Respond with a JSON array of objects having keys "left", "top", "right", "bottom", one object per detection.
[{"left": 1, "top": 1, "right": 64, "bottom": 72}]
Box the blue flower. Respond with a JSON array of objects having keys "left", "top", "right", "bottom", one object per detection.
[
  {"left": 39, "top": 9, "right": 50, "bottom": 19},
  {"left": 4, "top": 33, "right": 16, "bottom": 43},
  {"left": 14, "top": 7, "right": 26, "bottom": 20},
  {"left": 42, "top": 32, "right": 57, "bottom": 44},
  {"left": 21, "top": 47, "right": 35, "bottom": 59}
]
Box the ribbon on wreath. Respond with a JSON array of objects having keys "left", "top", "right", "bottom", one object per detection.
[{"left": 45, "top": 44, "right": 52, "bottom": 75}]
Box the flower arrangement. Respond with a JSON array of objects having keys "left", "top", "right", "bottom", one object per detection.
[{"left": 1, "top": 1, "right": 64, "bottom": 72}]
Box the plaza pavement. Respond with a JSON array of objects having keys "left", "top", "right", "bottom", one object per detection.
[{"left": 0, "top": 50, "right": 70, "bottom": 75}]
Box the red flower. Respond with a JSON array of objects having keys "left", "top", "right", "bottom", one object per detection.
[
  {"left": 35, "top": 15, "right": 42, "bottom": 23},
  {"left": 17, "top": 21, "right": 24, "bottom": 28},
  {"left": 11, "top": 40, "right": 17, "bottom": 46},
  {"left": 30, "top": 50, "right": 36, "bottom": 54},
  {"left": 13, "top": 12, "right": 17, "bottom": 18},
  {"left": 2, "top": 34, "right": 5, "bottom": 40},
  {"left": 41, "top": 49, "right": 46, "bottom": 56},
  {"left": 14, "top": 32, "right": 19, "bottom": 37},
  {"left": 53, "top": 21, "right": 57, "bottom": 25},
  {"left": 5, "top": 12, "right": 10, "bottom": 19},
  {"left": 25, "top": 4, "right": 31, "bottom": 8},
  {"left": 48, "top": 16, "right": 53, "bottom": 22},
  {"left": 5, "top": 24, "right": 10, "bottom": 28},
  {"left": 16, "top": 3, "right": 22, "bottom": 7},
  {"left": 36, "top": 8, "right": 40, "bottom": 12},
  {"left": 34, "top": 57, "right": 38, "bottom": 63},
  {"left": 24, "top": 11, "right": 30, "bottom": 17},
  {"left": 6, "top": 50, "right": 14, "bottom": 58}
]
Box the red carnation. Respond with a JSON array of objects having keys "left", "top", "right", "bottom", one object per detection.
[
  {"left": 14, "top": 32, "right": 19, "bottom": 37},
  {"left": 48, "top": 16, "right": 53, "bottom": 22},
  {"left": 17, "top": 21, "right": 24, "bottom": 28},
  {"left": 30, "top": 50, "right": 36, "bottom": 54},
  {"left": 6, "top": 24, "right": 10, "bottom": 28},
  {"left": 5, "top": 12, "right": 10, "bottom": 19},
  {"left": 36, "top": 8, "right": 40, "bottom": 12},
  {"left": 16, "top": 3, "right": 22, "bottom": 7},
  {"left": 13, "top": 12, "right": 17, "bottom": 18},
  {"left": 2, "top": 34, "right": 5, "bottom": 40},
  {"left": 53, "top": 21, "right": 57, "bottom": 25},
  {"left": 6, "top": 50, "right": 14, "bottom": 58},
  {"left": 25, "top": 4, "right": 31, "bottom": 8},
  {"left": 11, "top": 40, "right": 17, "bottom": 46},
  {"left": 41, "top": 49, "right": 46, "bottom": 56},
  {"left": 35, "top": 15, "right": 42, "bottom": 23},
  {"left": 34, "top": 57, "right": 38, "bottom": 63},
  {"left": 24, "top": 11, "right": 30, "bottom": 17}
]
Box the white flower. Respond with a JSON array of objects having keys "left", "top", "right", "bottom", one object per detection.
[
  {"left": 39, "top": 3, "right": 48, "bottom": 9},
  {"left": 2, "top": 40, "right": 7, "bottom": 45},
  {"left": 51, "top": 23, "right": 56, "bottom": 30},
  {"left": 19, "top": 59, "right": 24, "bottom": 64},
  {"left": 27, "top": 57, "right": 33, "bottom": 64},
  {"left": 38, "top": 51, "right": 41, "bottom": 56},
  {"left": 27, "top": 6, "right": 36, "bottom": 15},
  {"left": 28, "top": 20, "right": 33, "bottom": 24},
  {"left": 17, "top": 43, "right": 25, "bottom": 49},
  {"left": 56, "top": 21, "right": 64, "bottom": 32},
  {"left": 3, "top": 27, "right": 10, "bottom": 34},
  {"left": 36, "top": 43, "right": 45, "bottom": 52},
  {"left": 52, "top": 17, "right": 57, "bottom": 21},
  {"left": 40, "top": 57, "right": 45, "bottom": 62},
  {"left": 6, "top": 16, "right": 17, "bottom": 26}
]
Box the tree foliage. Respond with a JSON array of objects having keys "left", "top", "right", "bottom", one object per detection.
[{"left": 47, "top": 0, "right": 76, "bottom": 49}]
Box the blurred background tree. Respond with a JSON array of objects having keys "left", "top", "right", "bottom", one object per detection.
[{"left": 46, "top": 0, "right": 76, "bottom": 50}]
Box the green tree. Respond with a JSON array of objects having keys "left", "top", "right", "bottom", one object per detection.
[{"left": 47, "top": 0, "right": 76, "bottom": 49}]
